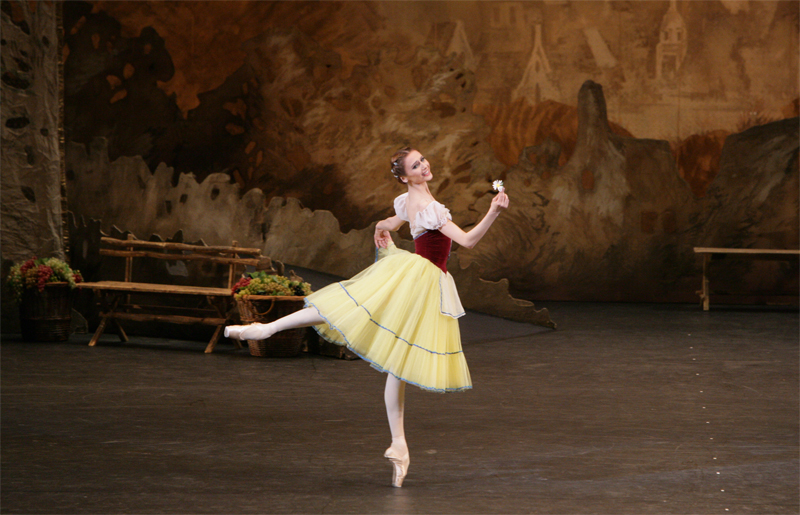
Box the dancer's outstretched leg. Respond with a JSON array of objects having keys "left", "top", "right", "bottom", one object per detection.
[
  {"left": 384, "top": 374, "right": 410, "bottom": 487},
  {"left": 225, "top": 307, "right": 323, "bottom": 340}
]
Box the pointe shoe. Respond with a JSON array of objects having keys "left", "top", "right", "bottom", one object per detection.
[
  {"left": 224, "top": 325, "right": 246, "bottom": 340},
  {"left": 224, "top": 323, "right": 274, "bottom": 341},
  {"left": 384, "top": 447, "right": 410, "bottom": 487},
  {"left": 239, "top": 323, "right": 276, "bottom": 341}
]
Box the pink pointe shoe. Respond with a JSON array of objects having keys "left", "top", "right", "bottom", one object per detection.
[
  {"left": 224, "top": 325, "right": 246, "bottom": 340},
  {"left": 224, "top": 323, "right": 275, "bottom": 341},
  {"left": 384, "top": 447, "right": 410, "bottom": 487}
]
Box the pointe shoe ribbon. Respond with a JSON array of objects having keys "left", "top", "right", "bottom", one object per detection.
[{"left": 384, "top": 447, "right": 410, "bottom": 488}]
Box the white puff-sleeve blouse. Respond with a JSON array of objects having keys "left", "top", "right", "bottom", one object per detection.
[{"left": 393, "top": 193, "right": 453, "bottom": 239}]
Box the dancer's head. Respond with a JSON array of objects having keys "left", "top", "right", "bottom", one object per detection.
[{"left": 390, "top": 147, "right": 431, "bottom": 186}]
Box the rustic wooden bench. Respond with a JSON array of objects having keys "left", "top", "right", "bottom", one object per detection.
[
  {"left": 77, "top": 235, "right": 274, "bottom": 352},
  {"left": 694, "top": 247, "right": 800, "bottom": 310}
]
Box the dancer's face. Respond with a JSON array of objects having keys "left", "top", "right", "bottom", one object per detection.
[{"left": 401, "top": 150, "right": 432, "bottom": 185}]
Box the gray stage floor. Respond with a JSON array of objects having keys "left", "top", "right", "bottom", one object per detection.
[{"left": 2, "top": 302, "right": 798, "bottom": 514}]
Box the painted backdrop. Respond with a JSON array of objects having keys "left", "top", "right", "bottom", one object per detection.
[{"left": 61, "top": 0, "right": 798, "bottom": 303}]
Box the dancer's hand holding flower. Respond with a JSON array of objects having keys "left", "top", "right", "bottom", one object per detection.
[{"left": 489, "top": 180, "right": 509, "bottom": 214}]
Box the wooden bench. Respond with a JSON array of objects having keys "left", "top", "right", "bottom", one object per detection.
[
  {"left": 694, "top": 247, "right": 800, "bottom": 310},
  {"left": 77, "top": 235, "right": 274, "bottom": 352}
]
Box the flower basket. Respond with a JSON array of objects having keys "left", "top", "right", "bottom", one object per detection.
[
  {"left": 236, "top": 295, "right": 307, "bottom": 357},
  {"left": 7, "top": 257, "right": 82, "bottom": 342},
  {"left": 231, "top": 271, "right": 312, "bottom": 358},
  {"left": 19, "top": 282, "right": 72, "bottom": 342}
]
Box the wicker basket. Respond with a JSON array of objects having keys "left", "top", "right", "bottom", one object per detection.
[
  {"left": 19, "top": 282, "right": 72, "bottom": 342},
  {"left": 236, "top": 295, "right": 306, "bottom": 357}
]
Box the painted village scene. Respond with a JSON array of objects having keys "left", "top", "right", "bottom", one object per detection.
[{"left": 3, "top": 0, "right": 798, "bottom": 321}]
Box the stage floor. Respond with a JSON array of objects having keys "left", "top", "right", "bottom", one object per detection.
[{"left": 2, "top": 302, "right": 798, "bottom": 514}]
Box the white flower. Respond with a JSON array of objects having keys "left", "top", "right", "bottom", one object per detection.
[{"left": 492, "top": 180, "right": 505, "bottom": 192}]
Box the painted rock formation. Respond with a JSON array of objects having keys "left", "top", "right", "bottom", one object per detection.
[
  {"left": 66, "top": 140, "right": 554, "bottom": 327},
  {"left": 458, "top": 81, "right": 798, "bottom": 301},
  {"left": 1, "top": 1, "right": 63, "bottom": 262}
]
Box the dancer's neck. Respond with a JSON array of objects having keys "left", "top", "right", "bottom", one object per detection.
[{"left": 406, "top": 181, "right": 433, "bottom": 201}]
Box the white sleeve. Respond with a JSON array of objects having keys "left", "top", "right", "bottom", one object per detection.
[
  {"left": 393, "top": 193, "right": 410, "bottom": 222},
  {"left": 416, "top": 201, "right": 452, "bottom": 231}
]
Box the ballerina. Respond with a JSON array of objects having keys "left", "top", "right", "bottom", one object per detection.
[{"left": 225, "top": 146, "right": 509, "bottom": 487}]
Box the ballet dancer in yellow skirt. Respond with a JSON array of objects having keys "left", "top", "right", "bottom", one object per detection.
[{"left": 225, "top": 147, "right": 509, "bottom": 487}]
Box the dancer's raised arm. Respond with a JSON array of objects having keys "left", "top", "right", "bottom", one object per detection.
[
  {"left": 439, "top": 191, "right": 509, "bottom": 249},
  {"left": 374, "top": 215, "right": 404, "bottom": 248}
]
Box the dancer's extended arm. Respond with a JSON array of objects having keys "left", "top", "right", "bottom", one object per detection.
[
  {"left": 374, "top": 215, "right": 404, "bottom": 248},
  {"left": 439, "top": 191, "right": 508, "bottom": 249}
]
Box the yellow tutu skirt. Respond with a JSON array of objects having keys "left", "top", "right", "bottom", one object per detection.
[{"left": 304, "top": 244, "right": 471, "bottom": 393}]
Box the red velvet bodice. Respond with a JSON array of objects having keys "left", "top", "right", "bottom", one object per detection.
[{"left": 414, "top": 230, "right": 452, "bottom": 273}]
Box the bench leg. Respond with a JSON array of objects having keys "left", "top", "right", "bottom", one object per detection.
[
  {"left": 205, "top": 324, "right": 224, "bottom": 354},
  {"left": 701, "top": 254, "right": 710, "bottom": 311},
  {"left": 112, "top": 319, "right": 129, "bottom": 343},
  {"left": 205, "top": 296, "right": 241, "bottom": 352},
  {"left": 89, "top": 316, "right": 108, "bottom": 347},
  {"left": 89, "top": 292, "right": 124, "bottom": 346}
]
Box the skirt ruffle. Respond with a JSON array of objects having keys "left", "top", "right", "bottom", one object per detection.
[{"left": 304, "top": 244, "right": 471, "bottom": 393}]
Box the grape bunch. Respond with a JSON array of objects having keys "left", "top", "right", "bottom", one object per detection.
[
  {"left": 35, "top": 265, "right": 54, "bottom": 292},
  {"left": 6, "top": 256, "right": 84, "bottom": 302},
  {"left": 232, "top": 271, "right": 312, "bottom": 298},
  {"left": 231, "top": 276, "right": 252, "bottom": 295}
]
